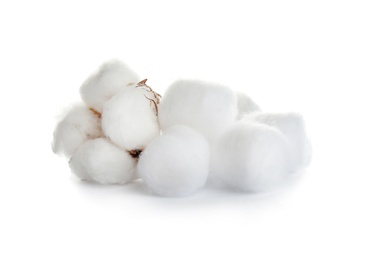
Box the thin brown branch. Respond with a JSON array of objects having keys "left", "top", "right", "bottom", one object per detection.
[
  {"left": 137, "top": 79, "right": 148, "bottom": 86},
  {"left": 89, "top": 108, "right": 101, "bottom": 118},
  {"left": 144, "top": 94, "right": 159, "bottom": 116}
]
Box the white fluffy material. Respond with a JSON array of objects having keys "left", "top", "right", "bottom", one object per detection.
[
  {"left": 158, "top": 80, "right": 238, "bottom": 142},
  {"left": 80, "top": 60, "right": 140, "bottom": 113},
  {"left": 69, "top": 138, "right": 136, "bottom": 184},
  {"left": 236, "top": 91, "right": 260, "bottom": 119},
  {"left": 137, "top": 125, "right": 210, "bottom": 197},
  {"left": 211, "top": 122, "right": 292, "bottom": 192},
  {"left": 52, "top": 104, "right": 102, "bottom": 158},
  {"left": 101, "top": 84, "right": 160, "bottom": 151},
  {"left": 243, "top": 112, "right": 312, "bottom": 172}
]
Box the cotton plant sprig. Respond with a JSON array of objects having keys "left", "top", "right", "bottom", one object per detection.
[
  {"left": 53, "top": 60, "right": 161, "bottom": 184},
  {"left": 52, "top": 60, "right": 312, "bottom": 197}
]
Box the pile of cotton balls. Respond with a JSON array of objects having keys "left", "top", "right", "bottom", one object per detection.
[{"left": 52, "top": 60, "right": 312, "bottom": 197}]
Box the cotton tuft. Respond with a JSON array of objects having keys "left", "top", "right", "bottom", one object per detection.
[
  {"left": 211, "top": 122, "right": 291, "bottom": 192},
  {"left": 236, "top": 91, "right": 260, "bottom": 119},
  {"left": 69, "top": 138, "right": 136, "bottom": 184},
  {"left": 52, "top": 104, "right": 102, "bottom": 158},
  {"left": 243, "top": 112, "right": 312, "bottom": 172},
  {"left": 137, "top": 125, "right": 210, "bottom": 197},
  {"left": 80, "top": 60, "right": 140, "bottom": 113},
  {"left": 158, "top": 80, "right": 238, "bottom": 142},
  {"left": 101, "top": 83, "right": 160, "bottom": 151}
]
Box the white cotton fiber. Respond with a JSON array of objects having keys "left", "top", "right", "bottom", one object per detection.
[
  {"left": 52, "top": 104, "right": 102, "bottom": 158},
  {"left": 236, "top": 91, "right": 260, "bottom": 119},
  {"left": 137, "top": 125, "right": 210, "bottom": 197},
  {"left": 69, "top": 138, "right": 136, "bottom": 184},
  {"left": 158, "top": 80, "right": 238, "bottom": 142},
  {"left": 101, "top": 83, "right": 160, "bottom": 151},
  {"left": 211, "top": 122, "right": 292, "bottom": 192},
  {"left": 243, "top": 112, "right": 312, "bottom": 172},
  {"left": 80, "top": 60, "right": 140, "bottom": 113}
]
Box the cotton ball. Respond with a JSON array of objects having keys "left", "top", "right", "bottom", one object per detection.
[
  {"left": 101, "top": 80, "right": 160, "bottom": 153},
  {"left": 80, "top": 60, "right": 140, "bottom": 113},
  {"left": 211, "top": 122, "right": 291, "bottom": 192},
  {"left": 243, "top": 112, "right": 312, "bottom": 172},
  {"left": 52, "top": 104, "right": 102, "bottom": 158},
  {"left": 138, "top": 125, "right": 210, "bottom": 197},
  {"left": 236, "top": 91, "right": 260, "bottom": 119},
  {"left": 158, "top": 80, "right": 237, "bottom": 142},
  {"left": 69, "top": 138, "right": 136, "bottom": 184}
]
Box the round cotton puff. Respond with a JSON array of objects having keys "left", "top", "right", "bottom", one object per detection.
[
  {"left": 69, "top": 138, "right": 136, "bottom": 184},
  {"left": 236, "top": 91, "right": 260, "bottom": 119},
  {"left": 211, "top": 122, "right": 291, "bottom": 192},
  {"left": 137, "top": 125, "right": 210, "bottom": 197},
  {"left": 158, "top": 80, "right": 238, "bottom": 142},
  {"left": 101, "top": 85, "right": 160, "bottom": 151},
  {"left": 80, "top": 60, "right": 140, "bottom": 113},
  {"left": 52, "top": 104, "right": 102, "bottom": 158},
  {"left": 243, "top": 112, "right": 312, "bottom": 172}
]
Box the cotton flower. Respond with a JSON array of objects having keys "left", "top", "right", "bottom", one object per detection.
[
  {"left": 137, "top": 125, "right": 210, "bottom": 197},
  {"left": 158, "top": 80, "right": 238, "bottom": 142},
  {"left": 211, "top": 122, "right": 292, "bottom": 192},
  {"left": 52, "top": 104, "right": 102, "bottom": 158},
  {"left": 101, "top": 79, "right": 161, "bottom": 153},
  {"left": 69, "top": 138, "right": 136, "bottom": 184},
  {"left": 80, "top": 60, "right": 140, "bottom": 114}
]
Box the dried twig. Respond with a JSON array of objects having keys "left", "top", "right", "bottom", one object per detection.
[
  {"left": 135, "top": 79, "right": 162, "bottom": 115},
  {"left": 144, "top": 94, "right": 159, "bottom": 116},
  {"left": 89, "top": 108, "right": 101, "bottom": 118},
  {"left": 129, "top": 149, "right": 142, "bottom": 159},
  {"left": 137, "top": 79, "right": 148, "bottom": 85}
]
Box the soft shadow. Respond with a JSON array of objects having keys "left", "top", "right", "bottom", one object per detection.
[{"left": 69, "top": 170, "right": 307, "bottom": 211}]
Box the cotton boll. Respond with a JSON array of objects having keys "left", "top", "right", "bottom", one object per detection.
[
  {"left": 80, "top": 60, "right": 140, "bottom": 113},
  {"left": 101, "top": 81, "right": 160, "bottom": 152},
  {"left": 236, "top": 91, "right": 260, "bottom": 119},
  {"left": 69, "top": 138, "right": 136, "bottom": 184},
  {"left": 158, "top": 80, "right": 237, "bottom": 142},
  {"left": 52, "top": 104, "right": 102, "bottom": 158},
  {"left": 138, "top": 125, "right": 210, "bottom": 197},
  {"left": 211, "top": 122, "right": 291, "bottom": 192},
  {"left": 244, "top": 112, "right": 312, "bottom": 172}
]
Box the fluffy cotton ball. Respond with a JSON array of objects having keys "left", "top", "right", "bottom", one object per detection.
[
  {"left": 101, "top": 82, "right": 160, "bottom": 152},
  {"left": 211, "top": 122, "right": 291, "bottom": 192},
  {"left": 69, "top": 138, "right": 136, "bottom": 184},
  {"left": 158, "top": 80, "right": 237, "bottom": 142},
  {"left": 243, "top": 112, "right": 312, "bottom": 172},
  {"left": 138, "top": 125, "right": 210, "bottom": 197},
  {"left": 52, "top": 104, "right": 102, "bottom": 158},
  {"left": 236, "top": 91, "right": 260, "bottom": 119},
  {"left": 80, "top": 60, "right": 140, "bottom": 113}
]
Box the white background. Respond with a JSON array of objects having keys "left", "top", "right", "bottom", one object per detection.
[{"left": 1, "top": 0, "right": 375, "bottom": 259}]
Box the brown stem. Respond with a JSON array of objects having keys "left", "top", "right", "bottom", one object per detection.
[
  {"left": 137, "top": 79, "right": 148, "bottom": 86},
  {"left": 89, "top": 108, "right": 101, "bottom": 118},
  {"left": 129, "top": 149, "right": 142, "bottom": 159},
  {"left": 144, "top": 94, "right": 159, "bottom": 116},
  {"left": 135, "top": 79, "right": 162, "bottom": 114}
]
